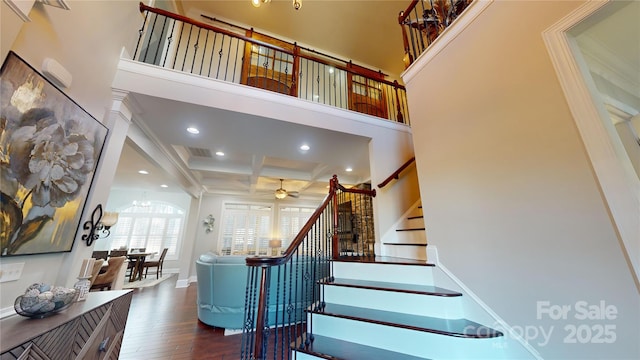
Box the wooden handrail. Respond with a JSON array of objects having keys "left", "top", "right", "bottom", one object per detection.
[
  {"left": 246, "top": 176, "right": 376, "bottom": 267},
  {"left": 377, "top": 156, "right": 416, "bottom": 188},
  {"left": 139, "top": 2, "right": 406, "bottom": 91},
  {"left": 139, "top": 2, "right": 291, "bottom": 55},
  {"left": 398, "top": 0, "right": 420, "bottom": 24}
]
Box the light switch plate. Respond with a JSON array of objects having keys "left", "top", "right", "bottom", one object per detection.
[{"left": 0, "top": 262, "right": 24, "bottom": 282}]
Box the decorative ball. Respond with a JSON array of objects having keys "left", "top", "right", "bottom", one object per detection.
[{"left": 15, "top": 283, "right": 77, "bottom": 318}]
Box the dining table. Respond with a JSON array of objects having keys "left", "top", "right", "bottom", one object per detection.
[{"left": 126, "top": 251, "right": 157, "bottom": 282}]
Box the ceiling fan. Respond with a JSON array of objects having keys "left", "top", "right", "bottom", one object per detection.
[{"left": 274, "top": 179, "right": 299, "bottom": 199}]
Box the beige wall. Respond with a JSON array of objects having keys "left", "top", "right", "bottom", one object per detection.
[
  {"left": 404, "top": 1, "right": 639, "bottom": 359},
  {"left": 0, "top": 0, "right": 143, "bottom": 310}
]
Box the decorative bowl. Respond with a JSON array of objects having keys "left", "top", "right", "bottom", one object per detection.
[{"left": 14, "top": 283, "right": 78, "bottom": 319}]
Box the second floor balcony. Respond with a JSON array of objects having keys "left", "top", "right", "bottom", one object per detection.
[{"left": 133, "top": 3, "right": 411, "bottom": 125}]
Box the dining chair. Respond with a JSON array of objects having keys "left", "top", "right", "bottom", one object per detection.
[
  {"left": 90, "top": 256, "right": 126, "bottom": 291},
  {"left": 91, "top": 250, "right": 108, "bottom": 261},
  {"left": 109, "top": 250, "right": 128, "bottom": 257},
  {"left": 108, "top": 250, "right": 131, "bottom": 276},
  {"left": 143, "top": 248, "right": 168, "bottom": 279},
  {"left": 88, "top": 259, "right": 105, "bottom": 288}
]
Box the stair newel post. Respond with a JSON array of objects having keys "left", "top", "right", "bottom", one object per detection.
[
  {"left": 290, "top": 43, "right": 300, "bottom": 97},
  {"left": 331, "top": 175, "right": 340, "bottom": 260},
  {"left": 253, "top": 265, "right": 270, "bottom": 360},
  {"left": 393, "top": 80, "right": 405, "bottom": 124}
]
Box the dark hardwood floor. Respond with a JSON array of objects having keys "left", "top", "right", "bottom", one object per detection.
[{"left": 119, "top": 276, "right": 243, "bottom": 359}]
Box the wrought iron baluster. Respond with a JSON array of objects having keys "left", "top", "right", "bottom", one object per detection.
[
  {"left": 207, "top": 32, "right": 218, "bottom": 78},
  {"left": 216, "top": 35, "right": 225, "bottom": 79},
  {"left": 181, "top": 24, "right": 194, "bottom": 71},
  {"left": 142, "top": 12, "right": 160, "bottom": 63},
  {"left": 224, "top": 34, "right": 233, "bottom": 81},
  {"left": 133, "top": 10, "right": 150, "bottom": 60},
  {"left": 162, "top": 20, "right": 176, "bottom": 68},
  {"left": 190, "top": 27, "right": 201, "bottom": 73},
  {"left": 199, "top": 30, "right": 209, "bottom": 76},
  {"left": 232, "top": 39, "right": 241, "bottom": 82}
]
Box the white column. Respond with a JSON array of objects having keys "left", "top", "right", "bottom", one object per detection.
[{"left": 55, "top": 90, "right": 133, "bottom": 287}]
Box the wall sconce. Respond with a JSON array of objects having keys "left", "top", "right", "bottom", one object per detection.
[
  {"left": 82, "top": 204, "right": 119, "bottom": 246},
  {"left": 203, "top": 214, "right": 215, "bottom": 233}
]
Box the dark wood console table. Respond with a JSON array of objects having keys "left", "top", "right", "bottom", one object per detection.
[{"left": 0, "top": 290, "right": 133, "bottom": 360}]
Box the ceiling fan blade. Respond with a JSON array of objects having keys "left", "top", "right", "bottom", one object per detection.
[{"left": 288, "top": 192, "right": 300, "bottom": 198}]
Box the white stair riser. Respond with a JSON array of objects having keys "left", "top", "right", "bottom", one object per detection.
[
  {"left": 403, "top": 217, "right": 425, "bottom": 229},
  {"left": 333, "top": 262, "right": 434, "bottom": 285},
  {"left": 309, "top": 315, "right": 510, "bottom": 359},
  {"left": 390, "top": 230, "right": 426, "bottom": 245},
  {"left": 323, "top": 286, "right": 463, "bottom": 319},
  {"left": 294, "top": 352, "right": 322, "bottom": 360},
  {"left": 382, "top": 245, "right": 428, "bottom": 261}
]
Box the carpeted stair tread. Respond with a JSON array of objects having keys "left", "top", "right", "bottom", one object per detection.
[
  {"left": 319, "top": 278, "right": 462, "bottom": 297},
  {"left": 293, "top": 334, "right": 429, "bottom": 360},
  {"left": 309, "top": 303, "right": 503, "bottom": 338}
]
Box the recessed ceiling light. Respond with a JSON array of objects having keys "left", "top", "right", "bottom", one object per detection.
[
  {"left": 300, "top": 144, "right": 310, "bottom": 151},
  {"left": 187, "top": 127, "right": 200, "bottom": 134},
  {"left": 215, "top": 151, "right": 225, "bottom": 156},
  {"left": 345, "top": 167, "right": 353, "bottom": 172},
  {"left": 160, "top": 184, "right": 168, "bottom": 188},
  {"left": 138, "top": 170, "right": 149, "bottom": 175}
]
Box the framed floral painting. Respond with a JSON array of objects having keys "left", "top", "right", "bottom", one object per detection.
[{"left": 0, "top": 51, "right": 108, "bottom": 256}]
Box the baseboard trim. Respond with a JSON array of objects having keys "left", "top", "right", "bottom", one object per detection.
[
  {"left": 428, "top": 246, "right": 543, "bottom": 360},
  {"left": 0, "top": 306, "right": 16, "bottom": 319}
]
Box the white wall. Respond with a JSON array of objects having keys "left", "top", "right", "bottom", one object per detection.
[
  {"left": 404, "top": 1, "right": 639, "bottom": 359},
  {"left": 0, "top": 0, "right": 143, "bottom": 311}
]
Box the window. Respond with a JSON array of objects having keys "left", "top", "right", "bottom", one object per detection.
[
  {"left": 218, "top": 203, "right": 316, "bottom": 256},
  {"left": 109, "top": 202, "right": 185, "bottom": 261},
  {"left": 279, "top": 206, "right": 315, "bottom": 248},
  {"left": 220, "top": 203, "right": 273, "bottom": 255}
]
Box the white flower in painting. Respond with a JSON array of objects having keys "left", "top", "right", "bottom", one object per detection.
[{"left": 9, "top": 108, "right": 95, "bottom": 208}]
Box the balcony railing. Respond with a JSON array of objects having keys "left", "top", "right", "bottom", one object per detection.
[
  {"left": 399, "top": 0, "right": 473, "bottom": 68},
  {"left": 134, "top": 3, "right": 410, "bottom": 125}
]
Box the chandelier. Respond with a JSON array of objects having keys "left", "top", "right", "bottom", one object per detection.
[{"left": 252, "top": 0, "right": 302, "bottom": 10}]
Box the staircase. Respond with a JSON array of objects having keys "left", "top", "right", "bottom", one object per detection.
[
  {"left": 292, "top": 257, "right": 511, "bottom": 359},
  {"left": 383, "top": 204, "right": 428, "bottom": 261}
]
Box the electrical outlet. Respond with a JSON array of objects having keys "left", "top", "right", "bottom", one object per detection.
[{"left": 0, "top": 262, "right": 24, "bottom": 282}]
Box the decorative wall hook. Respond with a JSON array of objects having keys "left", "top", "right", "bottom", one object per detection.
[
  {"left": 82, "top": 204, "right": 119, "bottom": 246},
  {"left": 203, "top": 214, "right": 215, "bottom": 233}
]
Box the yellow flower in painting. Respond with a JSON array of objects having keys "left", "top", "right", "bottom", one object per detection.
[{"left": 10, "top": 75, "right": 45, "bottom": 113}]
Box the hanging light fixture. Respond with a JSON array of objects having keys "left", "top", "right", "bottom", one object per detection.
[
  {"left": 251, "top": 0, "right": 270, "bottom": 8},
  {"left": 251, "top": 0, "right": 301, "bottom": 10},
  {"left": 132, "top": 192, "right": 151, "bottom": 208}
]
